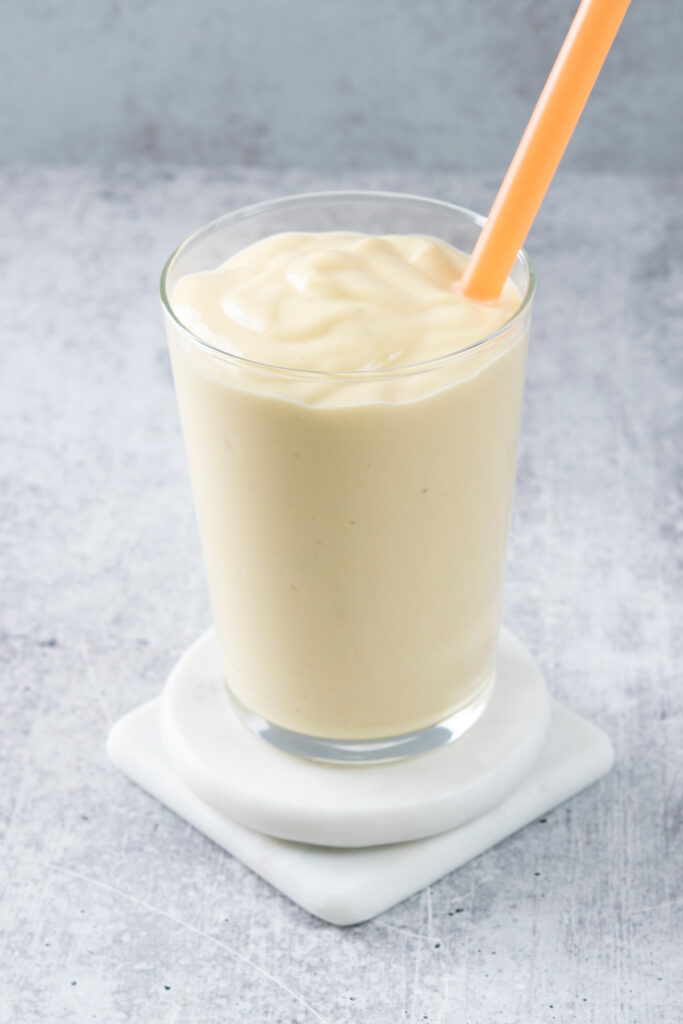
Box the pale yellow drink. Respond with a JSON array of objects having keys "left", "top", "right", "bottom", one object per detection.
[{"left": 165, "top": 230, "right": 528, "bottom": 741}]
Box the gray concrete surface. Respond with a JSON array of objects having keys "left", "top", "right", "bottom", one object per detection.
[
  {"left": 2, "top": 1, "right": 680, "bottom": 172},
  {"left": 1, "top": 166, "right": 682, "bottom": 1022}
]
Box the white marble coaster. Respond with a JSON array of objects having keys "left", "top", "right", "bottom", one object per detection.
[
  {"left": 159, "top": 628, "right": 552, "bottom": 847},
  {"left": 108, "top": 695, "right": 613, "bottom": 926}
]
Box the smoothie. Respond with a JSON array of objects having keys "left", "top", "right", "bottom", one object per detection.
[{"left": 165, "top": 230, "right": 529, "bottom": 740}]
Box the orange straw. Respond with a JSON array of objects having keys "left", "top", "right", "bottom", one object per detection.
[{"left": 460, "top": 0, "right": 631, "bottom": 301}]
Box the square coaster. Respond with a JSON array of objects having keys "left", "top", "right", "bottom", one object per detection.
[{"left": 108, "top": 699, "right": 613, "bottom": 925}]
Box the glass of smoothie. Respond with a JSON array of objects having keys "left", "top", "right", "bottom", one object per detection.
[{"left": 160, "top": 192, "right": 535, "bottom": 762}]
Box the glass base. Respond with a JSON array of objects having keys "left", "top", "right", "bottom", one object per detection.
[{"left": 226, "top": 676, "right": 495, "bottom": 764}]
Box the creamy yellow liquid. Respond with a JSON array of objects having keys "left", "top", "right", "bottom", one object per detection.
[{"left": 166, "top": 232, "right": 529, "bottom": 739}]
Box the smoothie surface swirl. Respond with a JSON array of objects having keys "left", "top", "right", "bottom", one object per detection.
[{"left": 172, "top": 232, "right": 520, "bottom": 373}]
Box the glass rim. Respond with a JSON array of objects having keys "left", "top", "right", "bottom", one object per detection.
[{"left": 159, "top": 189, "right": 536, "bottom": 380}]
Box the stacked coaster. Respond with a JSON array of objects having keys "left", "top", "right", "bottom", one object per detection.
[{"left": 108, "top": 629, "right": 613, "bottom": 925}]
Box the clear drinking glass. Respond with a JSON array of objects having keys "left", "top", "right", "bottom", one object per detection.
[{"left": 160, "top": 192, "right": 535, "bottom": 762}]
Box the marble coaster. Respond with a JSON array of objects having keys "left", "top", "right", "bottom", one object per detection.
[
  {"left": 107, "top": 643, "right": 613, "bottom": 925},
  {"left": 159, "top": 628, "right": 552, "bottom": 847}
]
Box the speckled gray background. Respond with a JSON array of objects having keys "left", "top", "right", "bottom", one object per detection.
[
  {"left": 2, "top": 0, "right": 680, "bottom": 171},
  {"left": 1, "top": 166, "right": 681, "bottom": 1022}
]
